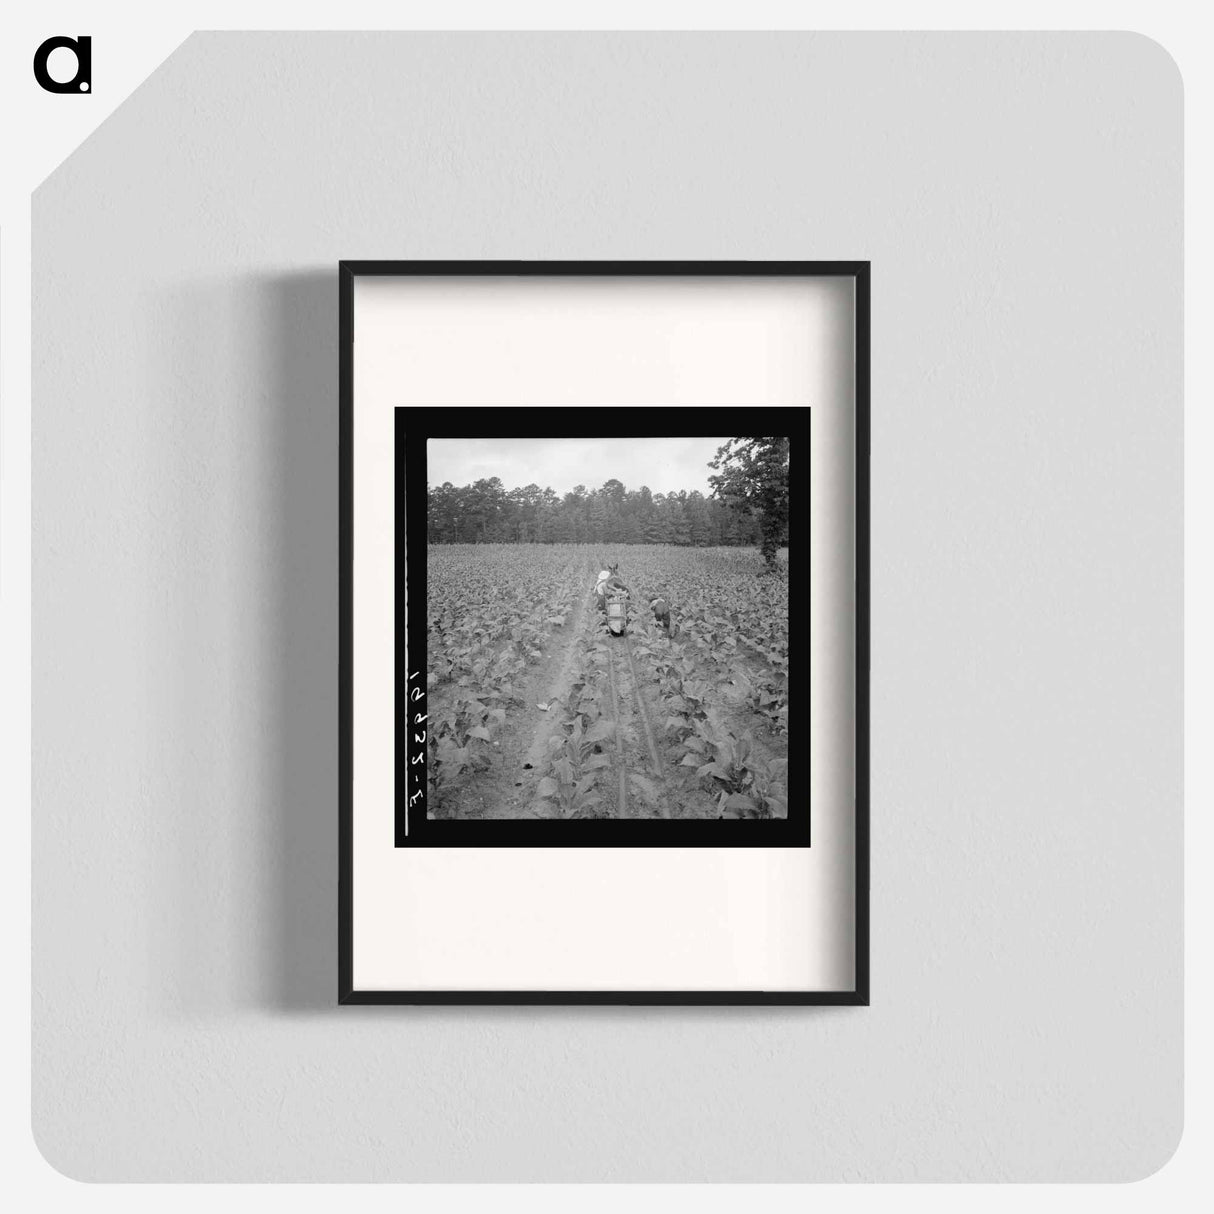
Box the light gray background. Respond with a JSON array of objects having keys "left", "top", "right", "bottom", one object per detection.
[{"left": 32, "top": 32, "right": 1182, "bottom": 1181}]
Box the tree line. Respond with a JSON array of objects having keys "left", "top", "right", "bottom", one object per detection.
[{"left": 427, "top": 478, "right": 766, "bottom": 548}]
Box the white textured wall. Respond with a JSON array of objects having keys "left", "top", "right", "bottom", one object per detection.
[{"left": 32, "top": 32, "right": 1182, "bottom": 1181}]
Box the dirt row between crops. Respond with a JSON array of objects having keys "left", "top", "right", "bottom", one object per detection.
[
  {"left": 428, "top": 558, "right": 586, "bottom": 820},
  {"left": 603, "top": 622, "right": 721, "bottom": 820},
  {"left": 476, "top": 568, "right": 596, "bottom": 819},
  {"left": 478, "top": 592, "right": 704, "bottom": 821}
]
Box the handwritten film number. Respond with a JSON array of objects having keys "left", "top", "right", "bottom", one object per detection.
[{"left": 408, "top": 673, "right": 426, "bottom": 809}]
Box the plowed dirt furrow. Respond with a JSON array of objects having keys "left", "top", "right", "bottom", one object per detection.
[
  {"left": 626, "top": 636, "right": 665, "bottom": 786},
  {"left": 604, "top": 639, "right": 629, "bottom": 818}
]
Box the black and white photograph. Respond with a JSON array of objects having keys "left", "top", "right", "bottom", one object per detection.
[{"left": 418, "top": 432, "right": 794, "bottom": 827}]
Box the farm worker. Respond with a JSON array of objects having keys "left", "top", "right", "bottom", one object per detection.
[
  {"left": 649, "top": 594, "right": 673, "bottom": 635},
  {"left": 594, "top": 562, "right": 627, "bottom": 611}
]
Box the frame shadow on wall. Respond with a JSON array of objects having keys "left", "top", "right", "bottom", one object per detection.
[
  {"left": 261, "top": 268, "right": 863, "bottom": 1014},
  {"left": 269, "top": 271, "right": 341, "bottom": 1011}
]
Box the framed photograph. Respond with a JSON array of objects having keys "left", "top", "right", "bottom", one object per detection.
[{"left": 339, "top": 261, "right": 869, "bottom": 1004}]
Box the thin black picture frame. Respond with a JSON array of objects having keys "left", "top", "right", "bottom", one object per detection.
[{"left": 339, "top": 260, "right": 870, "bottom": 1006}]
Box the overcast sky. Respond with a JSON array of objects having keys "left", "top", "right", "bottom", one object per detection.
[{"left": 427, "top": 437, "right": 734, "bottom": 496}]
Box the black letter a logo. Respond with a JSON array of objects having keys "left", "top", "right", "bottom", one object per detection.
[{"left": 34, "top": 36, "right": 91, "bottom": 94}]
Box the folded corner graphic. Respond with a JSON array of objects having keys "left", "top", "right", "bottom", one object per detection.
[{"left": 0, "top": 19, "right": 192, "bottom": 207}]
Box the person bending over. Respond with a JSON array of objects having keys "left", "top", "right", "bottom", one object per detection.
[{"left": 649, "top": 592, "right": 674, "bottom": 636}]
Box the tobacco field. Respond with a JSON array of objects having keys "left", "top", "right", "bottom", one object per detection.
[{"left": 423, "top": 544, "right": 790, "bottom": 820}]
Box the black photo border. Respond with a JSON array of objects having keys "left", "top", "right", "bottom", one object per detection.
[
  {"left": 339, "top": 261, "right": 870, "bottom": 1006},
  {"left": 397, "top": 406, "right": 808, "bottom": 848}
]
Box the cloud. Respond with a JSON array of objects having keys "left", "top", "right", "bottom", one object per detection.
[{"left": 427, "top": 437, "right": 732, "bottom": 496}]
